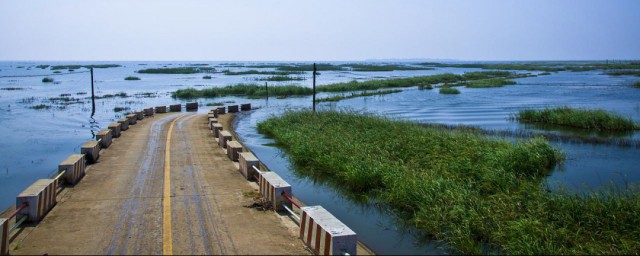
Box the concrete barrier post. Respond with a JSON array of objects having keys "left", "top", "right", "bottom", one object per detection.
[
  {"left": 212, "top": 123, "right": 223, "bottom": 138},
  {"left": 218, "top": 131, "right": 232, "bottom": 148},
  {"left": 258, "top": 172, "right": 292, "bottom": 211},
  {"left": 208, "top": 118, "right": 218, "bottom": 130},
  {"left": 155, "top": 106, "right": 167, "bottom": 113},
  {"left": 96, "top": 129, "right": 112, "bottom": 148},
  {"left": 136, "top": 111, "right": 144, "bottom": 120},
  {"left": 227, "top": 105, "right": 239, "bottom": 113},
  {"left": 169, "top": 104, "right": 181, "bottom": 112},
  {"left": 1, "top": 218, "right": 8, "bottom": 255},
  {"left": 300, "top": 206, "right": 357, "bottom": 255},
  {"left": 186, "top": 102, "right": 198, "bottom": 111},
  {"left": 117, "top": 118, "right": 129, "bottom": 131},
  {"left": 58, "top": 154, "right": 86, "bottom": 185},
  {"left": 226, "top": 141, "right": 243, "bottom": 161},
  {"left": 144, "top": 107, "right": 154, "bottom": 116},
  {"left": 207, "top": 113, "right": 215, "bottom": 122},
  {"left": 81, "top": 141, "right": 100, "bottom": 163},
  {"left": 16, "top": 179, "right": 57, "bottom": 222},
  {"left": 238, "top": 152, "right": 259, "bottom": 180},
  {"left": 108, "top": 123, "right": 122, "bottom": 138},
  {"left": 126, "top": 114, "right": 137, "bottom": 125},
  {"left": 216, "top": 107, "right": 226, "bottom": 115},
  {"left": 241, "top": 103, "right": 251, "bottom": 111}
]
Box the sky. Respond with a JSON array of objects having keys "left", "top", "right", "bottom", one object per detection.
[{"left": 0, "top": 0, "right": 639, "bottom": 61}]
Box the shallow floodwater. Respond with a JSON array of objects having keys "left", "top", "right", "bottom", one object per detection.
[{"left": 1, "top": 61, "right": 639, "bottom": 254}]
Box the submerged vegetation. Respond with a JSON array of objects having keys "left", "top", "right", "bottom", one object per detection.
[
  {"left": 439, "top": 87, "right": 460, "bottom": 94},
  {"left": 516, "top": 107, "right": 639, "bottom": 131},
  {"left": 172, "top": 84, "right": 312, "bottom": 99},
  {"left": 203, "top": 75, "right": 212, "bottom": 79},
  {"left": 316, "top": 89, "right": 403, "bottom": 102},
  {"left": 258, "top": 111, "right": 640, "bottom": 254},
  {"left": 138, "top": 67, "right": 215, "bottom": 74},
  {"left": 124, "top": 76, "right": 140, "bottom": 80},
  {"left": 42, "top": 77, "right": 54, "bottom": 83}
]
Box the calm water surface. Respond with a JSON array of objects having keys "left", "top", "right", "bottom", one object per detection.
[{"left": 1, "top": 61, "right": 639, "bottom": 254}]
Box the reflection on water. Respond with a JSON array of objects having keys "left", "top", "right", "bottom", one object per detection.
[{"left": 1, "top": 61, "right": 639, "bottom": 254}]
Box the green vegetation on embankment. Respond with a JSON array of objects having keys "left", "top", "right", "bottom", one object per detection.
[
  {"left": 316, "top": 89, "right": 403, "bottom": 102},
  {"left": 419, "top": 61, "right": 640, "bottom": 72},
  {"left": 257, "top": 111, "right": 640, "bottom": 254},
  {"left": 516, "top": 107, "right": 639, "bottom": 131},
  {"left": 172, "top": 84, "right": 312, "bottom": 99},
  {"left": 138, "top": 67, "right": 215, "bottom": 74}
]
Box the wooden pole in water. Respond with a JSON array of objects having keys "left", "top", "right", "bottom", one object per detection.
[
  {"left": 265, "top": 82, "right": 268, "bottom": 100},
  {"left": 313, "top": 63, "right": 316, "bottom": 112},
  {"left": 91, "top": 67, "right": 95, "bottom": 116}
]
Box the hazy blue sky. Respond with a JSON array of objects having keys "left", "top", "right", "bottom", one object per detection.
[{"left": 1, "top": 0, "right": 638, "bottom": 61}]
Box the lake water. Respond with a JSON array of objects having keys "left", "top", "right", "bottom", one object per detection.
[{"left": 1, "top": 61, "right": 639, "bottom": 254}]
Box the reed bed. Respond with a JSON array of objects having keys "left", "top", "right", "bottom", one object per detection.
[
  {"left": 316, "top": 89, "right": 403, "bottom": 102},
  {"left": 258, "top": 111, "right": 640, "bottom": 254},
  {"left": 172, "top": 83, "right": 312, "bottom": 99},
  {"left": 516, "top": 107, "right": 639, "bottom": 131},
  {"left": 439, "top": 87, "right": 460, "bottom": 94},
  {"left": 138, "top": 67, "right": 215, "bottom": 74},
  {"left": 124, "top": 76, "right": 140, "bottom": 80}
]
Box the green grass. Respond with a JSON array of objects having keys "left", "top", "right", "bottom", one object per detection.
[
  {"left": 172, "top": 83, "right": 312, "bottom": 99},
  {"left": 257, "top": 110, "right": 640, "bottom": 254},
  {"left": 257, "top": 75, "right": 306, "bottom": 81},
  {"left": 439, "top": 87, "right": 460, "bottom": 94},
  {"left": 317, "top": 71, "right": 515, "bottom": 92},
  {"left": 203, "top": 75, "right": 212, "bottom": 79},
  {"left": 124, "top": 76, "right": 140, "bottom": 80},
  {"left": 462, "top": 78, "right": 517, "bottom": 88},
  {"left": 30, "top": 104, "right": 51, "bottom": 110},
  {"left": 345, "top": 64, "right": 434, "bottom": 72},
  {"left": 206, "top": 102, "right": 224, "bottom": 106},
  {"left": 50, "top": 64, "right": 121, "bottom": 70},
  {"left": 222, "top": 70, "right": 304, "bottom": 75},
  {"left": 516, "top": 107, "right": 639, "bottom": 131},
  {"left": 316, "top": 89, "right": 403, "bottom": 102},
  {"left": 137, "top": 67, "right": 215, "bottom": 74},
  {"left": 42, "top": 77, "right": 54, "bottom": 83}
]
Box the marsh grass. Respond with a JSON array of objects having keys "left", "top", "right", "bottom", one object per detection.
[
  {"left": 222, "top": 70, "right": 304, "bottom": 75},
  {"left": 113, "top": 106, "right": 130, "bottom": 112},
  {"left": 50, "top": 64, "right": 120, "bottom": 70},
  {"left": 421, "top": 61, "right": 640, "bottom": 72},
  {"left": 516, "top": 107, "right": 639, "bottom": 131},
  {"left": 346, "top": 64, "right": 434, "bottom": 72},
  {"left": 439, "top": 87, "right": 460, "bottom": 94},
  {"left": 42, "top": 77, "right": 54, "bottom": 83},
  {"left": 257, "top": 75, "right": 306, "bottom": 81},
  {"left": 605, "top": 70, "right": 640, "bottom": 76},
  {"left": 172, "top": 83, "right": 312, "bottom": 99},
  {"left": 138, "top": 67, "right": 215, "bottom": 74},
  {"left": 257, "top": 111, "right": 640, "bottom": 254},
  {"left": 30, "top": 104, "right": 51, "bottom": 110},
  {"left": 316, "top": 89, "right": 403, "bottom": 102},
  {"left": 463, "top": 78, "right": 516, "bottom": 88},
  {"left": 203, "top": 75, "right": 212, "bottom": 79},
  {"left": 124, "top": 76, "right": 140, "bottom": 80}
]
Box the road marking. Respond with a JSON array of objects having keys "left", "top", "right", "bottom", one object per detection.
[{"left": 163, "top": 114, "right": 185, "bottom": 255}]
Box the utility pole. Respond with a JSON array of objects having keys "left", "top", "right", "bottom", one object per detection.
[
  {"left": 312, "top": 63, "right": 316, "bottom": 112},
  {"left": 91, "top": 67, "right": 95, "bottom": 116}
]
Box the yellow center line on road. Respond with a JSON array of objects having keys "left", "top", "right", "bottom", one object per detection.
[{"left": 163, "top": 114, "right": 186, "bottom": 255}]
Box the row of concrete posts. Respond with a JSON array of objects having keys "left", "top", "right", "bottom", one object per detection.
[
  {"left": 0, "top": 102, "right": 198, "bottom": 255},
  {"left": 207, "top": 105, "right": 357, "bottom": 256}
]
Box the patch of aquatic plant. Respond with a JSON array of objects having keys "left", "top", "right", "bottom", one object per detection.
[
  {"left": 539, "top": 72, "right": 552, "bottom": 75},
  {"left": 134, "top": 92, "right": 157, "bottom": 98},
  {"left": 172, "top": 84, "right": 312, "bottom": 99},
  {"left": 53, "top": 71, "right": 61, "bottom": 74},
  {"left": 316, "top": 89, "right": 403, "bottom": 102},
  {"left": 257, "top": 110, "right": 640, "bottom": 254},
  {"left": 50, "top": 64, "right": 120, "bottom": 70},
  {"left": 634, "top": 81, "right": 640, "bottom": 88},
  {"left": 0, "top": 87, "right": 25, "bottom": 90},
  {"left": 48, "top": 97, "right": 80, "bottom": 103},
  {"left": 137, "top": 67, "right": 215, "bottom": 74},
  {"left": 606, "top": 70, "right": 640, "bottom": 76},
  {"left": 94, "top": 92, "right": 128, "bottom": 99},
  {"left": 113, "top": 106, "right": 130, "bottom": 112},
  {"left": 76, "top": 92, "right": 87, "bottom": 95},
  {"left": 256, "top": 75, "right": 306, "bottom": 81},
  {"left": 344, "top": 64, "right": 434, "bottom": 72},
  {"left": 60, "top": 93, "right": 71, "bottom": 97},
  {"left": 439, "top": 87, "right": 460, "bottom": 94},
  {"left": 42, "top": 77, "right": 54, "bottom": 83},
  {"left": 277, "top": 63, "right": 345, "bottom": 72},
  {"left": 317, "top": 71, "right": 516, "bottom": 92},
  {"left": 515, "top": 107, "right": 639, "bottom": 131},
  {"left": 222, "top": 70, "right": 304, "bottom": 75},
  {"left": 203, "top": 75, "right": 212, "bottom": 79},
  {"left": 36, "top": 65, "right": 50, "bottom": 69},
  {"left": 420, "top": 61, "right": 640, "bottom": 72},
  {"left": 30, "top": 104, "right": 51, "bottom": 110},
  {"left": 124, "top": 76, "right": 140, "bottom": 80},
  {"left": 463, "top": 78, "right": 517, "bottom": 88}
]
